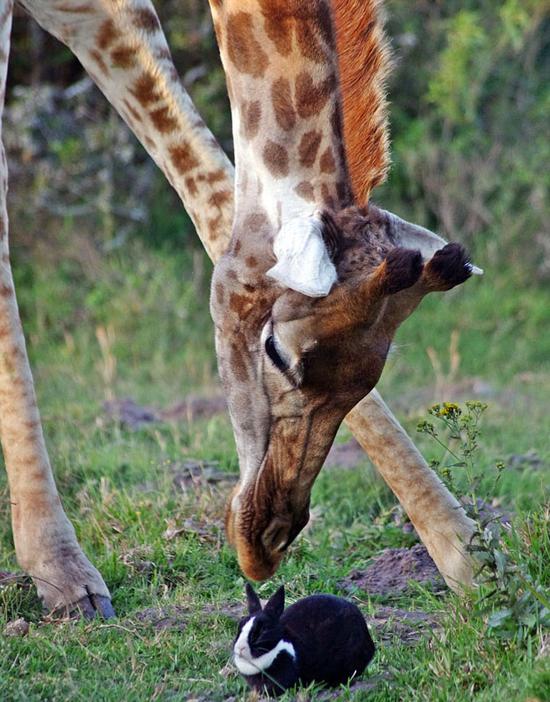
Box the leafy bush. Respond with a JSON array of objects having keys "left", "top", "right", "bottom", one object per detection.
[{"left": 381, "top": 0, "right": 549, "bottom": 281}]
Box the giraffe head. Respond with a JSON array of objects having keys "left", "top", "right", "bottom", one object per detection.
[{"left": 211, "top": 204, "right": 475, "bottom": 580}]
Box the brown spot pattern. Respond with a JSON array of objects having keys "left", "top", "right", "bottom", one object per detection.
[
  {"left": 133, "top": 8, "right": 160, "bottom": 33},
  {"left": 125, "top": 102, "right": 143, "bottom": 124},
  {"left": 241, "top": 100, "right": 262, "bottom": 140},
  {"left": 263, "top": 141, "right": 289, "bottom": 178},
  {"left": 243, "top": 213, "right": 269, "bottom": 233},
  {"left": 259, "top": 1, "right": 332, "bottom": 62},
  {"left": 320, "top": 147, "right": 336, "bottom": 173},
  {"left": 131, "top": 72, "right": 162, "bottom": 106},
  {"left": 229, "top": 292, "right": 252, "bottom": 317},
  {"left": 169, "top": 143, "right": 199, "bottom": 174},
  {"left": 185, "top": 177, "right": 198, "bottom": 196},
  {"left": 295, "top": 72, "right": 335, "bottom": 119},
  {"left": 299, "top": 130, "right": 322, "bottom": 168},
  {"left": 271, "top": 78, "right": 296, "bottom": 131},
  {"left": 215, "top": 283, "right": 225, "bottom": 305},
  {"left": 245, "top": 256, "right": 259, "bottom": 268},
  {"left": 295, "top": 182, "right": 315, "bottom": 201},
  {"left": 230, "top": 344, "right": 249, "bottom": 382},
  {"left": 149, "top": 106, "right": 178, "bottom": 133},
  {"left": 295, "top": 18, "right": 326, "bottom": 63},
  {"left": 110, "top": 45, "right": 137, "bottom": 69},
  {"left": 207, "top": 170, "right": 226, "bottom": 185},
  {"left": 209, "top": 191, "right": 232, "bottom": 209},
  {"left": 321, "top": 183, "right": 335, "bottom": 208},
  {"left": 226, "top": 12, "right": 268, "bottom": 78},
  {"left": 96, "top": 19, "right": 117, "bottom": 50},
  {"left": 262, "top": 14, "right": 293, "bottom": 56},
  {"left": 208, "top": 215, "right": 223, "bottom": 239},
  {"left": 89, "top": 49, "right": 108, "bottom": 75}
]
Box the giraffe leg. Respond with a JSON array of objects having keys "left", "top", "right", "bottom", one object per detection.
[
  {"left": 346, "top": 391, "right": 476, "bottom": 592},
  {"left": 0, "top": 4, "right": 113, "bottom": 618}
]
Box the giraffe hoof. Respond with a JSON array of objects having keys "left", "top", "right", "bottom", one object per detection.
[
  {"left": 50, "top": 594, "right": 116, "bottom": 620},
  {"left": 72, "top": 594, "right": 116, "bottom": 619}
]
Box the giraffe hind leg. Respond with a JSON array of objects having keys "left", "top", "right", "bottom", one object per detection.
[{"left": 0, "top": 3, "right": 113, "bottom": 618}]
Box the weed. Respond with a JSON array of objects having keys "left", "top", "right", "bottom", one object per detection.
[{"left": 418, "top": 401, "right": 550, "bottom": 643}]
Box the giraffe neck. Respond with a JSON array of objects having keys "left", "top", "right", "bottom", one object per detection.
[{"left": 210, "top": 0, "right": 352, "bottom": 231}]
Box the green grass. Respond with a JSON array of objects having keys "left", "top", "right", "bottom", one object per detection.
[{"left": 0, "top": 240, "right": 548, "bottom": 701}]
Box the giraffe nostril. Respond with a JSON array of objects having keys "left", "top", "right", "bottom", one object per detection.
[{"left": 261, "top": 519, "right": 290, "bottom": 553}]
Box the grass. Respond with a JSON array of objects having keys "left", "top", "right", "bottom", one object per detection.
[{"left": 0, "top": 237, "right": 549, "bottom": 701}]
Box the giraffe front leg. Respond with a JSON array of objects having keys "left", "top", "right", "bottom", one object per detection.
[
  {"left": 0, "top": 248, "right": 114, "bottom": 618},
  {"left": 0, "top": 9, "right": 112, "bottom": 615}
]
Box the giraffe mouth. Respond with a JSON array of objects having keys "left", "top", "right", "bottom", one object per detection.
[{"left": 225, "top": 477, "right": 311, "bottom": 581}]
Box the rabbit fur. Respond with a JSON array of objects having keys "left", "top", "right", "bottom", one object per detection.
[{"left": 233, "top": 584, "right": 375, "bottom": 696}]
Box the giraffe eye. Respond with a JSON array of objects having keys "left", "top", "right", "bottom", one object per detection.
[{"left": 265, "top": 335, "right": 288, "bottom": 372}]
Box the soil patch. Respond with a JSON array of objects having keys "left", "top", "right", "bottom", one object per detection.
[
  {"left": 163, "top": 516, "right": 223, "bottom": 543},
  {"left": 463, "top": 498, "right": 512, "bottom": 526},
  {"left": 368, "top": 605, "right": 439, "bottom": 645},
  {"left": 340, "top": 544, "right": 445, "bottom": 596},
  {"left": 200, "top": 601, "right": 245, "bottom": 621},
  {"left": 132, "top": 605, "right": 188, "bottom": 632},
  {"left": 3, "top": 618, "right": 30, "bottom": 637},
  {"left": 172, "top": 460, "right": 238, "bottom": 490},
  {"left": 103, "top": 394, "right": 226, "bottom": 430},
  {"left": 325, "top": 438, "right": 366, "bottom": 470},
  {"left": 508, "top": 449, "right": 546, "bottom": 472}
]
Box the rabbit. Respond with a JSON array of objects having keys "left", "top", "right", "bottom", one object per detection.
[{"left": 233, "top": 583, "right": 375, "bottom": 696}]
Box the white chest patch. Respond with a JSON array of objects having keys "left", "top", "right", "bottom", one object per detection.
[
  {"left": 266, "top": 213, "right": 337, "bottom": 297},
  {"left": 233, "top": 617, "right": 296, "bottom": 676}
]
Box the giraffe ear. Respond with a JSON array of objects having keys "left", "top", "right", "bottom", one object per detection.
[
  {"left": 266, "top": 212, "right": 338, "bottom": 297},
  {"left": 384, "top": 210, "right": 483, "bottom": 274}
]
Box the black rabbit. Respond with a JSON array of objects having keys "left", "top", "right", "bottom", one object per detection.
[{"left": 233, "top": 584, "right": 375, "bottom": 696}]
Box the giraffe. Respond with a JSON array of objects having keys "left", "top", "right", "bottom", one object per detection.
[
  {"left": 207, "top": 0, "right": 481, "bottom": 581},
  {"left": 0, "top": 0, "right": 478, "bottom": 617}
]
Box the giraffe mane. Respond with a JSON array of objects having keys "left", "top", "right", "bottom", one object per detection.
[{"left": 331, "top": 0, "right": 392, "bottom": 205}]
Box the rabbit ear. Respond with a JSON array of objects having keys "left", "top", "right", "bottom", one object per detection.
[
  {"left": 264, "top": 585, "right": 285, "bottom": 619},
  {"left": 245, "top": 582, "right": 262, "bottom": 614}
]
